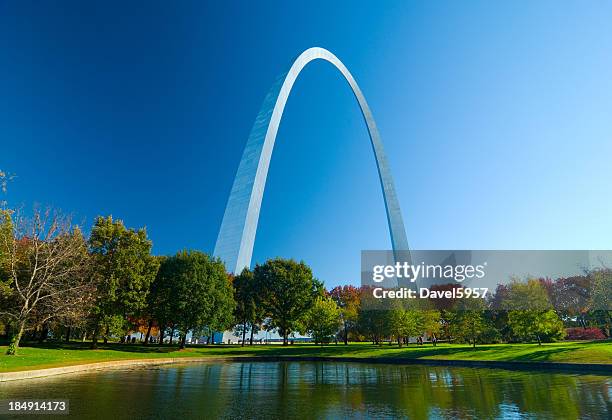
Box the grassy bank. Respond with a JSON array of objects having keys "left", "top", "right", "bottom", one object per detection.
[{"left": 0, "top": 341, "right": 610, "bottom": 373}]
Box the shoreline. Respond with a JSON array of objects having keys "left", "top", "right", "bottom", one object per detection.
[{"left": 2, "top": 355, "right": 610, "bottom": 382}]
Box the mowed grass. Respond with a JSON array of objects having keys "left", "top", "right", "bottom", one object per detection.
[{"left": 0, "top": 340, "right": 610, "bottom": 373}]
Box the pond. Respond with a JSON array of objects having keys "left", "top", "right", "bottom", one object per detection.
[{"left": 1, "top": 362, "right": 610, "bottom": 419}]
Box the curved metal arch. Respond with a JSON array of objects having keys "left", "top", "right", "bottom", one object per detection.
[{"left": 214, "top": 47, "right": 409, "bottom": 273}]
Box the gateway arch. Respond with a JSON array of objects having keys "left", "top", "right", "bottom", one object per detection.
[{"left": 214, "top": 47, "right": 410, "bottom": 273}]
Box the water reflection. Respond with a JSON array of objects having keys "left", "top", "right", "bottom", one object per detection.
[{"left": 1, "top": 362, "right": 610, "bottom": 419}]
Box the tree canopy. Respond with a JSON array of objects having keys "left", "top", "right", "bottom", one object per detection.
[
  {"left": 255, "top": 258, "right": 323, "bottom": 345},
  {"left": 88, "top": 215, "right": 159, "bottom": 347}
]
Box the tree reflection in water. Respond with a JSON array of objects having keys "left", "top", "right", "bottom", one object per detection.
[{"left": 0, "top": 362, "right": 609, "bottom": 419}]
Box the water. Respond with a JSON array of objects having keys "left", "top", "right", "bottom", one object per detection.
[{"left": 1, "top": 362, "right": 610, "bottom": 419}]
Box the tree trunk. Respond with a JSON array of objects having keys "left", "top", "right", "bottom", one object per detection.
[
  {"left": 472, "top": 324, "right": 476, "bottom": 348},
  {"left": 65, "top": 326, "right": 71, "bottom": 343},
  {"left": 6, "top": 320, "right": 26, "bottom": 355},
  {"left": 103, "top": 325, "right": 109, "bottom": 344},
  {"left": 249, "top": 325, "right": 254, "bottom": 345},
  {"left": 169, "top": 327, "right": 175, "bottom": 345},
  {"left": 344, "top": 322, "right": 348, "bottom": 345},
  {"left": 91, "top": 325, "right": 99, "bottom": 349},
  {"left": 179, "top": 333, "right": 187, "bottom": 350},
  {"left": 158, "top": 324, "right": 165, "bottom": 345},
  {"left": 241, "top": 320, "right": 247, "bottom": 347},
  {"left": 38, "top": 323, "right": 48, "bottom": 343},
  {"left": 82, "top": 330, "right": 87, "bottom": 342},
  {"left": 536, "top": 334, "right": 542, "bottom": 345},
  {"left": 144, "top": 320, "right": 153, "bottom": 345},
  {"left": 398, "top": 336, "right": 402, "bottom": 348},
  {"left": 283, "top": 333, "right": 288, "bottom": 346}
]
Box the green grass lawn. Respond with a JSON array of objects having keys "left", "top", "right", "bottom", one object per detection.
[{"left": 0, "top": 340, "right": 610, "bottom": 373}]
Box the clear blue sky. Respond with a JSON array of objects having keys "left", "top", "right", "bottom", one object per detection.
[{"left": 2, "top": 1, "right": 611, "bottom": 289}]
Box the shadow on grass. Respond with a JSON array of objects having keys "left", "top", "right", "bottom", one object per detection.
[
  {"left": 14, "top": 341, "right": 402, "bottom": 357},
  {"left": 377, "top": 345, "right": 576, "bottom": 362},
  {"left": 15, "top": 341, "right": 185, "bottom": 354},
  {"left": 9, "top": 339, "right": 610, "bottom": 362}
]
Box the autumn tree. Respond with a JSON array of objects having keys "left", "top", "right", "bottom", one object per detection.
[{"left": 330, "top": 285, "right": 360, "bottom": 344}]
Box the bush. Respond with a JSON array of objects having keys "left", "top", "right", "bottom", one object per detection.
[{"left": 565, "top": 327, "right": 605, "bottom": 340}]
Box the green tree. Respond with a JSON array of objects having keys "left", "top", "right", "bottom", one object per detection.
[
  {"left": 88, "top": 215, "right": 159, "bottom": 348},
  {"left": 157, "top": 250, "right": 235, "bottom": 349},
  {"left": 451, "top": 299, "right": 492, "bottom": 348},
  {"left": 142, "top": 255, "right": 168, "bottom": 345},
  {"left": 421, "top": 309, "right": 442, "bottom": 345},
  {"left": 300, "top": 296, "right": 341, "bottom": 345},
  {"left": 255, "top": 258, "right": 322, "bottom": 345},
  {"left": 357, "top": 289, "right": 391, "bottom": 345},
  {"left": 507, "top": 309, "right": 564, "bottom": 344},
  {"left": 502, "top": 279, "right": 564, "bottom": 344},
  {"left": 233, "top": 268, "right": 265, "bottom": 346},
  {"left": 388, "top": 304, "right": 422, "bottom": 347}
]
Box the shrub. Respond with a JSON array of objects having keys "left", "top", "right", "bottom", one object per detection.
[{"left": 565, "top": 327, "right": 605, "bottom": 340}]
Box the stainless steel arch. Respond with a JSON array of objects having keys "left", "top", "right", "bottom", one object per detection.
[{"left": 214, "top": 47, "right": 410, "bottom": 273}]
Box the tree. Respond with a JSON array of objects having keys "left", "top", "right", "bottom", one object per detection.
[
  {"left": 233, "top": 268, "right": 264, "bottom": 346},
  {"left": 451, "top": 299, "right": 491, "bottom": 348},
  {"left": 300, "top": 296, "right": 341, "bottom": 345},
  {"left": 388, "top": 304, "right": 422, "bottom": 347},
  {"left": 590, "top": 269, "right": 611, "bottom": 309},
  {"left": 142, "top": 256, "right": 168, "bottom": 345},
  {"left": 507, "top": 309, "right": 564, "bottom": 345},
  {"left": 421, "top": 309, "right": 442, "bottom": 346},
  {"left": 357, "top": 288, "right": 390, "bottom": 345},
  {"left": 255, "top": 258, "right": 322, "bottom": 345},
  {"left": 0, "top": 208, "right": 94, "bottom": 355},
  {"left": 330, "top": 285, "right": 360, "bottom": 345},
  {"left": 233, "top": 269, "right": 252, "bottom": 346},
  {"left": 0, "top": 209, "right": 12, "bottom": 291},
  {"left": 88, "top": 216, "right": 159, "bottom": 348},
  {"left": 502, "top": 279, "right": 564, "bottom": 344},
  {"left": 157, "top": 250, "right": 235, "bottom": 349},
  {"left": 589, "top": 269, "right": 611, "bottom": 335},
  {"left": 542, "top": 276, "right": 591, "bottom": 317}
]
